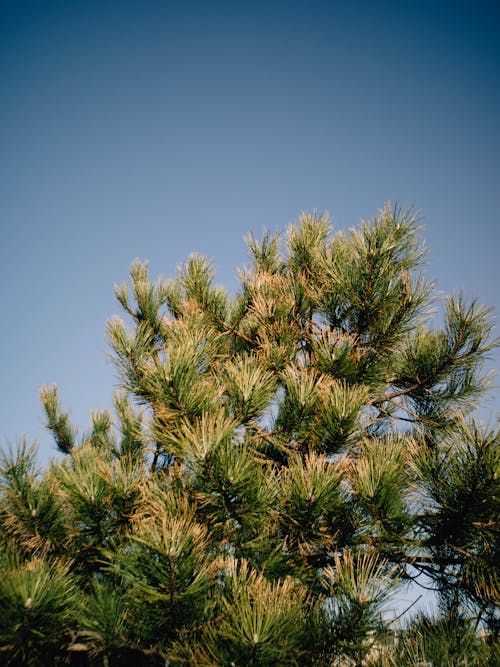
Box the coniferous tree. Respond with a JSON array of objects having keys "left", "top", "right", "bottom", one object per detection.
[{"left": 1, "top": 204, "right": 498, "bottom": 666}]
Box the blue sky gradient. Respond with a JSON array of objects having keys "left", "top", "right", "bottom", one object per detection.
[{"left": 1, "top": 0, "right": 499, "bottom": 463}]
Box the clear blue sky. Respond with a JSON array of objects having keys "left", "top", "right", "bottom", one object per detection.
[{"left": 1, "top": 0, "right": 499, "bottom": 463}]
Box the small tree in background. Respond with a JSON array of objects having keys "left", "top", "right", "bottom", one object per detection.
[{"left": 0, "top": 204, "right": 498, "bottom": 666}]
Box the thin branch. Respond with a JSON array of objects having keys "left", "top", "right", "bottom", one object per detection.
[
  {"left": 219, "top": 319, "right": 256, "bottom": 345},
  {"left": 390, "top": 594, "right": 423, "bottom": 624},
  {"left": 371, "top": 383, "right": 421, "bottom": 406}
]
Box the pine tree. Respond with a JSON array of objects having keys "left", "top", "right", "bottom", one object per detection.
[{"left": 1, "top": 204, "right": 498, "bottom": 666}]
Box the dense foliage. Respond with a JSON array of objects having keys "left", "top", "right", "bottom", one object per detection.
[{"left": 1, "top": 205, "right": 498, "bottom": 665}]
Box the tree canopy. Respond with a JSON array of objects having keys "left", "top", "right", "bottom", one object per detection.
[{"left": 1, "top": 204, "right": 498, "bottom": 666}]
